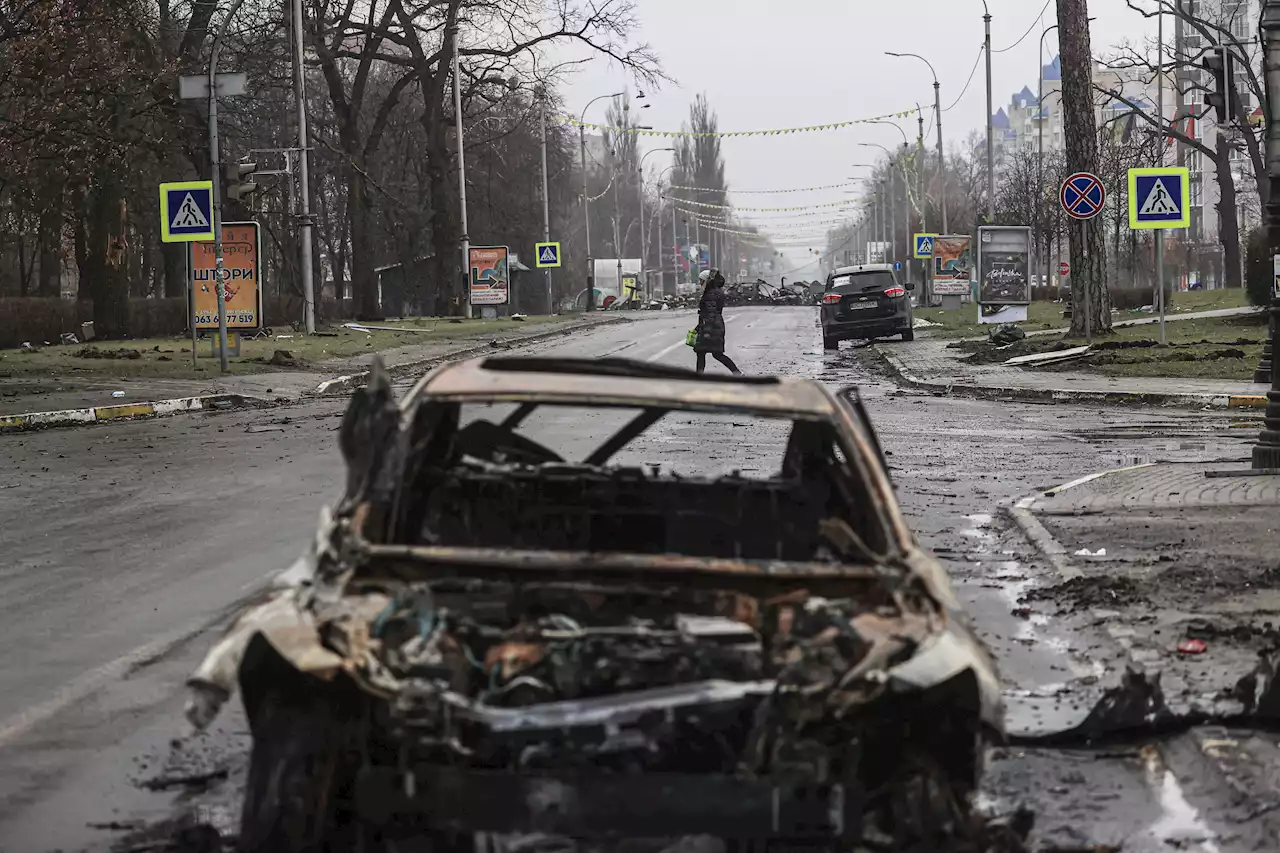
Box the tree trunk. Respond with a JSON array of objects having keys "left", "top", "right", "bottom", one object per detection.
[
  {"left": 425, "top": 69, "right": 462, "bottom": 317},
  {"left": 1058, "top": 0, "right": 1112, "bottom": 334},
  {"left": 346, "top": 161, "right": 379, "bottom": 319},
  {"left": 1215, "top": 133, "right": 1243, "bottom": 288},
  {"left": 37, "top": 172, "right": 64, "bottom": 297},
  {"left": 85, "top": 172, "right": 131, "bottom": 338},
  {"left": 162, "top": 242, "right": 186, "bottom": 297}
]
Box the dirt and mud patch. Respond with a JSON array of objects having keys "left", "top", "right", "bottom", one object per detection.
[{"left": 1019, "top": 576, "right": 1152, "bottom": 613}]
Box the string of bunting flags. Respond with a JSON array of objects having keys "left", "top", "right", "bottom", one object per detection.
[
  {"left": 666, "top": 197, "right": 852, "bottom": 212},
  {"left": 556, "top": 108, "right": 919, "bottom": 138},
  {"left": 669, "top": 180, "right": 859, "bottom": 194},
  {"left": 675, "top": 204, "right": 855, "bottom": 220},
  {"left": 678, "top": 213, "right": 854, "bottom": 228}
]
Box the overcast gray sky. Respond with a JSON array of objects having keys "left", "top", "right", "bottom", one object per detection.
[{"left": 554, "top": 0, "right": 1158, "bottom": 279}]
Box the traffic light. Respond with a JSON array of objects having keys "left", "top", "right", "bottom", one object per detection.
[
  {"left": 1202, "top": 46, "right": 1234, "bottom": 124},
  {"left": 224, "top": 161, "right": 259, "bottom": 201}
]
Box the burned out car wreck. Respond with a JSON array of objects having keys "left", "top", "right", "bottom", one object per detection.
[{"left": 184, "top": 357, "right": 1004, "bottom": 852}]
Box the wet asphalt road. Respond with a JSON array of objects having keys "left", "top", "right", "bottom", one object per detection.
[{"left": 0, "top": 306, "right": 1269, "bottom": 852}]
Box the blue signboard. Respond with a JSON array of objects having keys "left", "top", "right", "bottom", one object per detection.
[
  {"left": 1128, "top": 167, "right": 1190, "bottom": 230},
  {"left": 159, "top": 181, "right": 215, "bottom": 242}
]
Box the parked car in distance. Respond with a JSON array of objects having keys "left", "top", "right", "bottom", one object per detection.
[{"left": 820, "top": 264, "right": 915, "bottom": 349}]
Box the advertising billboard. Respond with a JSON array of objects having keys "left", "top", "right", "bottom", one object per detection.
[
  {"left": 931, "top": 235, "right": 972, "bottom": 296},
  {"left": 189, "top": 221, "right": 262, "bottom": 330},
  {"left": 469, "top": 246, "right": 510, "bottom": 306},
  {"left": 976, "top": 226, "right": 1032, "bottom": 324}
]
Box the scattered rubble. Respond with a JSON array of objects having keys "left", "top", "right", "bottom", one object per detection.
[{"left": 75, "top": 346, "right": 142, "bottom": 360}]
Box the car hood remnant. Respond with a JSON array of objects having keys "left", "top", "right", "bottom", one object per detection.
[{"left": 185, "top": 356, "right": 1005, "bottom": 851}]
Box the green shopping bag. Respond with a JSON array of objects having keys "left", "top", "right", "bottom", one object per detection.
[{"left": 685, "top": 328, "right": 698, "bottom": 347}]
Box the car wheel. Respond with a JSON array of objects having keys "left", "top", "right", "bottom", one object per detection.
[
  {"left": 900, "top": 328, "right": 915, "bottom": 342},
  {"left": 823, "top": 336, "right": 840, "bottom": 350},
  {"left": 883, "top": 749, "right": 974, "bottom": 848},
  {"left": 239, "top": 657, "right": 373, "bottom": 853}
]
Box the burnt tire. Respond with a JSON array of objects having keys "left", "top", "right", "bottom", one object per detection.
[
  {"left": 823, "top": 336, "right": 840, "bottom": 350},
  {"left": 238, "top": 652, "right": 368, "bottom": 853},
  {"left": 881, "top": 749, "right": 976, "bottom": 852}
]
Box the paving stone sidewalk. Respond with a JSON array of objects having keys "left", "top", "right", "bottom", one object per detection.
[
  {"left": 877, "top": 338, "right": 1262, "bottom": 405},
  {"left": 1028, "top": 462, "right": 1280, "bottom": 516},
  {"left": 1019, "top": 461, "right": 1280, "bottom": 699}
]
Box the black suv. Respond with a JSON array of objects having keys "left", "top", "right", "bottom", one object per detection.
[{"left": 820, "top": 264, "right": 915, "bottom": 349}]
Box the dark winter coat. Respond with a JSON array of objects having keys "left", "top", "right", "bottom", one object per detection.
[{"left": 695, "top": 284, "right": 727, "bottom": 353}]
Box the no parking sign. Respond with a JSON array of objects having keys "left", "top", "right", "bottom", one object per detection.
[{"left": 1060, "top": 172, "right": 1106, "bottom": 220}]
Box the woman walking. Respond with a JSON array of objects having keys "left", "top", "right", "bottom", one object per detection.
[{"left": 693, "top": 269, "right": 742, "bottom": 374}]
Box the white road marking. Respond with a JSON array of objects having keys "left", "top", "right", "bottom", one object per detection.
[{"left": 648, "top": 340, "right": 687, "bottom": 362}]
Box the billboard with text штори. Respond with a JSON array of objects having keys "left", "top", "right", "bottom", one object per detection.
[{"left": 189, "top": 221, "right": 262, "bottom": 330}]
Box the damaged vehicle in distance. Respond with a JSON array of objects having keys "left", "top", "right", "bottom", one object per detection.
[{"left": 184, "top": 356, "right": 1004, "bottom": 852}]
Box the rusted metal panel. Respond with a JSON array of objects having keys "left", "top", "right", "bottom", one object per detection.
[{"left": 413, "top": 357, "right": 838, "bottom": 418}]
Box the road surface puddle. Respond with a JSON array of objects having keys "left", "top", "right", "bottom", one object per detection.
[{"left": 1143, "top": 745, "right": 1220, "bottom": 852}]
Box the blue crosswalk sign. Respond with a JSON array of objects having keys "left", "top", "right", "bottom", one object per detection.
[
  {"left": 1128, "top": 167, "right": 1190, "bottom": 230},
  {"left": 913, "top": 233, "right": 937, "bottom": 259},
  {"left": 535, "top": 241, "right": 561, "bottom": 268},
  {"left": 159, "top": 181, "right": 215, "bottom": 242}
]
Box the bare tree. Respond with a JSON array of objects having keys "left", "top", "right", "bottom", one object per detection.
[
  {"left": 1098, "top": 0, "right": 1267, "bottom": 288},
  {"left": 1058, "top": 0, "right": 1111, "bottom": 334}
]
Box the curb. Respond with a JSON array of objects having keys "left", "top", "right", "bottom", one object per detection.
[
  {"left": 313, "top": 315, "right": 636, "bottom": 395},
  {"left": 0, "top": 393, "right": 264, "bottom": 434},
  {"left": 870, "top": 345, "right": 1263, "bottom": 409},
  {"left": 0, "top": 315, "right": 644, "bottom": 433},
  {"left": 1004, "top": 462, "right": 1159, "bottom": 583}
]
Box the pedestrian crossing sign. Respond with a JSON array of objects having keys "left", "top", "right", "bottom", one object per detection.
[
  {"left": 913, "top": 233, "right": 938, "bottom": 259},
  {"left": 1128, "top": 167, "right": 1190, "bottom": 230},
  {"left": 535, "top": 241, "right": 562, "bottom": 268},
  {"left": 159, "top": 180, "right": 215, "bottom": 242}
]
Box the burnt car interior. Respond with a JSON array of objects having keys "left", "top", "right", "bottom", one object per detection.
[
  {"left": 386, "top": 375, "right": 891, "bottom": 563},
  {"left": 228, "top": 358, "right": 992, "bottom": 852}
]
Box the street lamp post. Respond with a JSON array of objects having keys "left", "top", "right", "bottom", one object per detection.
[
  {"left": 981, "top": 0, "right": 995, "bottom": 224},
  {"left": 289, "top": 0, "right": 316, "bottom": 334},
  {"left": 638, "top": 147, "right": 675, "bottom": 303},
  {"left": 886, "top": 51, "right": 947, "bottom": 232},
  {"left": 860, "top": 143, "right": 898, "bottom": 267},
  {"left": 579, "top": 91, "right": 626, "bottom": 312},
  {"left": 451, "top": 25, "right": 471, "bottom": 318},
  {"left": 1039, "top": 24, "right": 1060, "bottom": 294},
  {"left": 206, "top": 0, "right": 249, "bottom": 373},
  {"left": 538, "top": 86, "right": 553, "bottom": 314}
]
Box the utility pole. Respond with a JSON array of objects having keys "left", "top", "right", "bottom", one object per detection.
[
  {"left": 580, "top": 126, "right": 593, "bottom": 311},
  {"left": 613, "top": 171, "right": 623, "bottom": 299},
  {"left": 1156, "top": 10, "right": 1168, "bottom": 345},
  {"left": 672, "top": 203, "right": 678, "bottom": 289},
  {"left": 539, "top": 88, "right": 552, "bottom": 314},
  {"left": 983, "top": 1, "right": 995, "bottom": 225},
  {"left": 207, "top": 0, "right": 247, "bottom": 373},
  {"left": 289, "top": 0, "right": 315, "bottom": 333},
  {"left": 1040, "top": 24, "right": 1060, "bottom": 294},
  {"left": 451, "top": 26, "right": 470, "bottom": 318},
  {"left": 916, "top": 111, "right": 926, "bottom": 234},
  {"left": 1056, "top": 0, "right": 1110, "bottom": 336},
  {"left": 1254, "top": 0, "right": 1280, "bottom": 469}
]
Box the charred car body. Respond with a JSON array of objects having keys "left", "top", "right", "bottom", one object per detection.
[{"left": 185, "top": 356, "right": 1003, "bottom": 852}]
